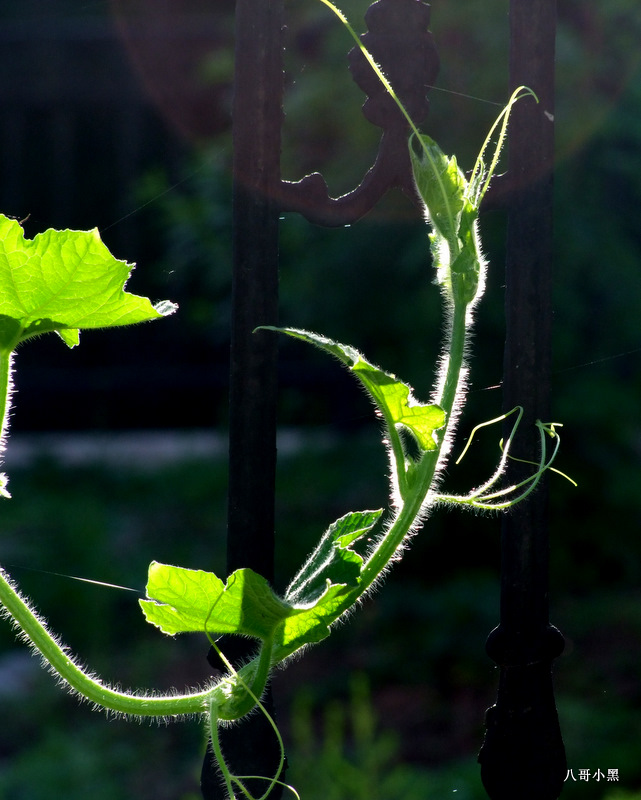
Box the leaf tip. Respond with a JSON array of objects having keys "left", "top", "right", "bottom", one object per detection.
[{"left": 153, "top": 300, "right": 179, "bottom": 317}]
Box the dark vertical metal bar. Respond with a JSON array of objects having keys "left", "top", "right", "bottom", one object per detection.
[
  {"left": 478, "top": 1, "right": 565, "bottom": 798},
  {"left": 501, "top": 0, "right": 557, "bottom": 642},
  {"left": 201, "top": 0, "right": 284, "bottom": 796},
  {"left": 226, "top": 0, "right": 282, "bottom": 582}
]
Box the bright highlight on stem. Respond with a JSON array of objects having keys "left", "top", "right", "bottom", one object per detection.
[{"left": 0, "top": 566, "right": 215, "bottom": 718}]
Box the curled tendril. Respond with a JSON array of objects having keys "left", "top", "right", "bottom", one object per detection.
[
  {"left": 434, "top": 407, "right": 574, "bottom": 511},
  {"left": 204, "top": 605, "right": 299, "bottom": 800}
]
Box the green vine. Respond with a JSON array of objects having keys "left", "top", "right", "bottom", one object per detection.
[{"left": 0, "top": 8, "right": 565, "bottom": 798}]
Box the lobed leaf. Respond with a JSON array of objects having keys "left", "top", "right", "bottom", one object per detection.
[
  {"left": 140, "top": 562, "right": 291, "bottom": 640},
  {"left": 141, "top": 510, "right": 383, "bottom": 659},
  {"left": 0, "top": 215, "right": 176, "bottom": 351}
]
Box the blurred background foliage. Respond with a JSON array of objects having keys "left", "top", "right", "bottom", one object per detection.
[{"left": 1, "top": 0, "right": 641, "bottom": 797}]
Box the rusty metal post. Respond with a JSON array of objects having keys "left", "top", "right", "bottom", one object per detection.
[{"left": 478, "top": 1, "right": 566, "bottom": 798}]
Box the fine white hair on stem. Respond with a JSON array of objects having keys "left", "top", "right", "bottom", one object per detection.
[{"left": 0, "top": 566, "right": 218, "bottom": 722}]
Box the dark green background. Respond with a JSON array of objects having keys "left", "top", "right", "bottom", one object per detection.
[{"left": 0, "top": 1, "right": 640, "bottom": 798}]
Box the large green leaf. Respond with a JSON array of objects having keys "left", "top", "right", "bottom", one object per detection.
[
  {"left": 140, "top": 563, "right": 292, "bottom": 640},
  {"left": 140, "top": 562, "right": 355, "bottom": 660},
  {"left": 0, "top": 215, "right": 176, "bottom": 351}
]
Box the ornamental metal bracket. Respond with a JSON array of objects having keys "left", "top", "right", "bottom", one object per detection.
[{"left": 279, "top": 0, "right": 439, "bottom": 226}]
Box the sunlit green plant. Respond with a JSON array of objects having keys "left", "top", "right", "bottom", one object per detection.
[{"left": 0, "top": 9, "right": 564, "bottom": 799}]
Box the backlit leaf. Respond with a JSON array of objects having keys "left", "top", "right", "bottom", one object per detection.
[
  {"left": 140, "top": 562, "right": 291, "bottom": 640},
  {"left": 0, "top": 215, "right": 176, "bottom": 351},
  {"left": 285, "top": 509, "right": 382, "bottom": 606},
  {"left": 259, "top": 327, "right": 445, "bottom": 452},
  {"left": 141, "top": 511, "right": 384, "bottom": 660}
]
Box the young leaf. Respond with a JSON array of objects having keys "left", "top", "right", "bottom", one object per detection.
[
  {"left": 0, "top": 215, "right": 176, "bottom": 351},
  {"left": 258, "top": 326, "right": 445, "bottom": 502},
  {"left": 352, "top": 361, "right": 445, "bottom": 453},
  {"left": 409, "top": 135, "right": 467, "bottom": 250},
  {"left": 285, "top": 509, "right": 383, "bottom": 606},
  {"left": 259, "top": 327, "right": 445, "bottom": 454},
  {"left": 449, "top": 238, "right": 482, "bottom": 306}
]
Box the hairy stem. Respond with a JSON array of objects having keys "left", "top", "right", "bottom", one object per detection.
[
  {"left": 0, "top": 350, "right": 15, "bottom": 497},
  {"left": 0, "top": 350, "right": 13, "bottom": 451},
  {"left": 435, "top": 301, "right": 467, "bottom": 423},
  {"left": 209, "top": 704, "right": 237, "bottom": 799},
  {"left": 359, "top": 298, "right": 470, "bottom": 592},
  {"left": 0, "top": 567, "right": 216, "bottom": 717}
]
